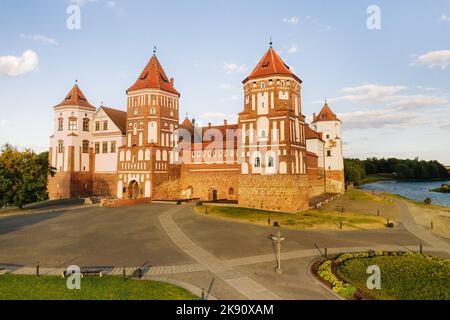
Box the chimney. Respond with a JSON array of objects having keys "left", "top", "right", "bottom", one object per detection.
[
  {"left": 224, "top": 119, "right": 228, "bottom": 127},
  {"left": 170, "top": 78, "right": 174, "bottom": 86},
  {"left": 208, "top": 123, "right": 212, "bottom": 128}
]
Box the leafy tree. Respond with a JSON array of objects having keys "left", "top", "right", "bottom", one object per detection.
[{"left": 0, "top": 144, "right": 55, "bottom": 208}]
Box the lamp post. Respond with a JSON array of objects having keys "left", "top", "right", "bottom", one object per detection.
[{"left": 271, "top": 231, "right": 285, "bottom": 274}]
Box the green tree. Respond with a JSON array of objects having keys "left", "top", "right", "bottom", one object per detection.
[{"left": 0, "top": 144, "right": 55, "bottom": 208}]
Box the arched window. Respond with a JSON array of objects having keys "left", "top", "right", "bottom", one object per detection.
[
  {"left": 254, "top": 157, "right": 261, "bottom": 168},
  {"left": 229, "top": 188, "right": 234, "bottom": 195},
  {"left": 268, "top": 156, "right": 275, "bottom": 168},
  {"left": 82, "top": 140, "right": 89, "bottom": 153}
]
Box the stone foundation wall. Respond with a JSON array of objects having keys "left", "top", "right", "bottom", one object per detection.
[
  {"left": 48, "top": 172, "right": 71, "bottom": 200},
  {"left": 179, "top": 166, "right": 239, "bottom": 201},
  {"left": 93, "top": 173, "right": 118, "bottom": 197},
  {"left": 308, "top": 169, "right": 326, "bottom": 198},
  {"left": 325, "top": 170, "right": 345, "bottom": 194},
  {"left": 152, "top": 175, "right": 180, "bottom": 200},
  {"left": 238, "top": 174, "right": 309, "bottom": 213}
]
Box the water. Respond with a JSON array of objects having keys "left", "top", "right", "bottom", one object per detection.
[{"left": 361, "top": 180, "right": 450, "bottom": 207}]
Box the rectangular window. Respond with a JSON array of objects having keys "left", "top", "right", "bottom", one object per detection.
[
  {"left": 58, "top": 119, "right": 64, "bottom": 131},
  {"left": 82, "top": 141, "right": 89, "bottom": 153},
  {"left": 95, "top": 143, "right": 100, "bottom": 154},
  {"left": 111, "top": 141, "right": 116, "bottom": 153},
  {"left": 69, "top": 119, "right": 77, "bottom": 131},
  {"left": 103, "top": 121, "right": 108, "bottom": 131},
  {"left": 102, "top": 142, "right": 108, "bottom": 154},
  {"left": 83, "top": 120, "right": 89, "bottom": 132},
  {"left": 327, "top": 150, "right": 332, "bottom": 157},
  {"left": 58, "top": 142, "right": 64, "bottom": 153},
  {"left": 95, "top": 122, "right": 100, "bottom": 131}
]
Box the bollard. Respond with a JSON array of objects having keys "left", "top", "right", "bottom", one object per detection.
[
  {"left": 386, "top": 218, "right": 390, "bottom": 225},
  {"left": 431, "top": 221, "right": 434, "bottom": 230},
  {"left": 268, "top": 216, "right": 271, "bottom": 225},
  {"left": 339, "top": 221, "right": 343, "bottom": 230},
  {"left": 205, "top": 208, "right": 208, "bottom": 215},
  {"left": 123, "top": 266, "right": 126, "bottom": 280},
  {"left": 377, "top": 209, "right": 380, "bottom": 217},
  {"left": 420, "top": 243, "right": 423, "bottom": 255},
  {"left": 201, "top": 289, "right": 205, "bottom": 300},
  {"left": 324, "top": 248, "right": 328, "bottom": 258},
  {"left": 36, "top": 262, "right": 40, "bottom": 277}
]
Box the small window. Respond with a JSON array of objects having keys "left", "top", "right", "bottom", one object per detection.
[
  {"left": 103, "top": 121, "right": 108, "bottom": 131},
  {"left": 261, "top": 82, "right": 265, "bottom": 89},
  {"left": 111, "top": 141, "right": 116, "bottom": 153},
  {"left": 58, "top": 141, "right": 64, "bottom": 153},
  {"left": 95, "top": 122, "right": 100, "bottom": 131},
  {"left": 327, "top": 150, "right": 332, "bottom": 157},
  {"left": 82, "top": 140, "right": 89, "bottom": 153},
  {"left": 326, "top": 134, "right": 330, "bottom": 139},
  {"left": 229, "top": 188, "right": 235, "bottom": 195},
  {"left": 268, "top": 156, "right": 275, "bottom": 168},
  {"left": 102, "top": 142, "right": 108, "bottom": 154},
  {"left": 68, "top": 118, "right": 77, "bottom": 131},
  {"left": 95, "top": 143, "right": 100, "bottom": 154},
  {"left": 83, "top": 119, "right": 90, "bottom": 132},
  {"left": 58, "top": 118, "right": 64, "bottom": 131}
]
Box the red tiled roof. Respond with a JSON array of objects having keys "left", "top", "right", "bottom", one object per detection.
[
  {"left": 312, "top": 103, "right": 340, "bottom": 123},
  {"left": 128, "top": 54, "right": 180, "bottom": 96},
  {"left": 305, "top": 125, "right": 323, "bottom": 141},
  {"left": 244, "top": 47, "right": 302, "bottom": 83},
  {"left": 181, "top": 117, "right": 193, "bottom": 128},
  {"left": 54, "top": 84, "right": 96, "bottom": 110},
  {"left": 101, "top": 107, "right": 127, "bottom": 134}
]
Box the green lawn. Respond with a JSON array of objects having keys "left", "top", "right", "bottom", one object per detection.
[
  {"left": 194, "top": 205, "right": 387, "bottom": 230},
  {"left": 336, "top": 253, "right": 450, "bottom": 300},
  {"left": 0, "top": 275, "right": 199, "bottom": 300},
  {"left": 360, "top": 174, "right": 395, "bottom": 185}
]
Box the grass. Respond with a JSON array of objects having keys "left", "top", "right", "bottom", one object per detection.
[
  {"left": 194, "top": 205, "right": 387, "bottom": 231},
  {"left": 0, "top": 275, "right": 199, "bottom": 300},
  {"left": 345, "top": 188, "right": 392, "bottom": 203},
  {"left": 336, "top": 253, "right": 450, "bottom": 300}
]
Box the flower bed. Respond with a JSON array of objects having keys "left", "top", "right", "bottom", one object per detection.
[{"left": 314, "top": 251, "right": 450, "bottom": 300}]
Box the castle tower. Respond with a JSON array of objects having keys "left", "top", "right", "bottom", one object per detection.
[
  {"left": 48, "top": 83, "right": 96, "bottom": 199},
  {"left": 312, "top": 102, "right": 345, "bottom": 193},
  {"left": 237, "top": 44, "right": 309, "bottom": 213},
  {"left": 116, "top": 51, "right": 180, "bottom": 200}
]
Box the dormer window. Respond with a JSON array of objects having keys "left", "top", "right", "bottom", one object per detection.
[
  {"left": 261, "top": 82, "right": 265, "bottom": 89},
  {"left": 95, "top": 121, "right": 100, "bottom": 131}
]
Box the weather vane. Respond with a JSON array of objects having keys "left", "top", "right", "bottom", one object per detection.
[{"left": 153, "top": 46, "right": 157, "bottom": 55}]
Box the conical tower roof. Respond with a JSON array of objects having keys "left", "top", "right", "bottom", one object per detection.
[
  {"left": 128, "top": 53, "right": 180, "bottom": 96},
  {"left": 54, "top": 83, "right": 96, "bottom": 110},
  {"left": 244, "top": 46, "right": 301, "bottom": 83},
  {"left": 312, "top": 102, "right": 340, "bottom": 123}
]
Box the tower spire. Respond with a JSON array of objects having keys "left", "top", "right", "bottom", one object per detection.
[
  {"left": 269, "top": 36, "right": 273, "bottom": 48},
  {"left": 153, "top": 46, "right": 157, "bottom": 56}
]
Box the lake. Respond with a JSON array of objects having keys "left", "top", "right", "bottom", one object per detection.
[{"left": 361, "top": 180, "right": 450, "bottom": 207}]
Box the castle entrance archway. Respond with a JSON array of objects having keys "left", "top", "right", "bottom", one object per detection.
[{"left": 128, "top": 180, "right": 140, "bottom": 200}]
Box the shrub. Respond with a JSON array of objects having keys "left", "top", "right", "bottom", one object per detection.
[{"left": 424, "top": 197, "right": 432, "bottom": 205}]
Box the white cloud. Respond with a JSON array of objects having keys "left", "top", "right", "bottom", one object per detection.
[
  {"left": 414, "top": 50, "right": 450, "bottom": 69},
  {"left": 20, "top": 34, "right": 58, "bottom": 45},
  {"left": 223, "top": 63, "right": 247, "bottom": 74},
  {"left": 439, "top": 14, "right": 450, "bottom": 23},
  {"left": 340, "top": 109, "right": 426, "bottom": 130},
  {"left": 283, "top": 16, "right": 299, "bottom": 25},
  {"left": 0, "top": 50, "right": 39, "bottom": 77},
  {"left": 331, "top": 85, "right": 407, "bottom": 104},
  {"left": 327, "top": 84, "right": 448, "bottom": 110},
  {"left": 287, "top": 44, "right": 299, "bottom": 54}
]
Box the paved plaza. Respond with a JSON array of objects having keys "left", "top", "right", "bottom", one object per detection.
[{"left": 0, "top": 200, "right": 448, "bottom": 300}]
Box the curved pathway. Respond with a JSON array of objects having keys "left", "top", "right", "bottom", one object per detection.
[
  {"left": 159, "top": 206, "right": 281, "bottom": 300},
  {"left": 394, "top": 199, "right": 450, "bottom": 254}
]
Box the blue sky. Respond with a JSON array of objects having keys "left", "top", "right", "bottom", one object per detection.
[{"left": 1, "top": 0, "right": 449, "bottom": 164}]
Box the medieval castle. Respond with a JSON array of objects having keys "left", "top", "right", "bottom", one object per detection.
[{"left": 48, "top": 45, "right": 344, "bottom": 213}]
